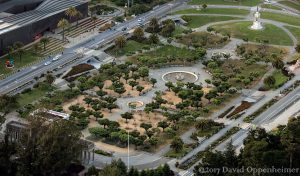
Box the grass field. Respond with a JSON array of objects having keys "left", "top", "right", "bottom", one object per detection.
[
  {"left": 271, "top": 70, "right": 289, "bottom": 89},
  {"left": 285, "top": 26, "right": 300, "bottom": 42},
  {"left": 165, "top": 146, "right": 192, "bottom": 158},
  {"left": 0, "top": 50, "right": 42, "bottom": 77},
  {"left": 182, "top": 15, "right": 240, "bottom": 28},
  {"left": 18, "top": 85, "right": 53, "bottom": 107},
  {"left": 189, "top": 0, "right": 262, "bottom": 6},
  {"left": 260, "top": 4, "right": 282, "bottom": 10},
  {"left": 106, "top": 40, "right": 150, "bottom": 57},
  {"left": 278, "top": 1, "right": 300, "bottom": 11},
  {"left": 211, "top": 21, "right": 293, "bottom": 46},
  {"left": 172, "top": 25, "right": 187, "bottom": 37},
  {"left": 261, "top": 12, "right": 300, "bottom": 26},
  {"left": 174, "top": 8, "right": 249, "bottom": 15},
  {"left": 288, "top": 53, "right": 300, "bottom": 62}
]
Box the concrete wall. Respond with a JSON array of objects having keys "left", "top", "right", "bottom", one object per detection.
[{"left": 0, "top": 2, "right": 88, "bottom": 56}]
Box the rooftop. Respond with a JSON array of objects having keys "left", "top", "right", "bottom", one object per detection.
[{"left": 0, "top": 0, "right": 85, "bottom": 35}]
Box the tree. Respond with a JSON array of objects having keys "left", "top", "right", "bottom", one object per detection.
[
  {"left": 133, "top": 27, "right": 144, "bottom": 41},
  {"left": 158, "top": 121, "right": 169, "bottom": 132},
  {"left": 295, "top": 43, "right": 300, "bottom": 53},
  {"left": 40, "top": 37, "right": 50, "bottom": 51},
  {"left": 149, "top": 137, "right": 159, "bottom": 147},
  {"left": 150, "top": 78, "right": 157, "bottom": 87},
  {"left": 128, "top": 80, "right": 138, "bottom": 90},
  {"left": 136, "top": 85, "right": 144, "bottom": 94},
  {"left": 91, "top": 16, "right": 98, "bottom": 30},
  {"left": 13, "top": 41, "right": 24, "bottom": 61},
  {"left": 121, "top": 112, "right": 133, "bottom": 123},
  {"left": 165, "top": 81, "right": 174, "bottom": 91},
  {"left": 98, "top": 118, "right": 110, "bottom": 128},
  {"left": 33, "top": 43, "right": 40, "bottom": 54},
  {"left": 196, "top": 47, "right": 207, "bottom": 59},
  {"left": 202, "top": 4, "right": 208, "bottom": 10},
  {"left": 17, "top": 116, "right": 82, "bottom": 175},
  {"left": 75, "top": 11, "right": 83, "bottom": 26},
  {"left": 272, "top": 57, "right": 284, "bottom": 70},
  {"left": 170, "top": 136, "right": 184, "bottom": 153},
  {"left": 178, "top": 90, "right": 191, "bottom": 102},
  {"left": 148, "top": 33, "right": 159, "bottom": 44},
  {"left": 89, "top": 127, "right": 109, "bottom": 138},
  {"left": 140, "top": 123, "right": 152, "bottom": 132},
  {"left": 57, "top": 18, "right": 70, "bottom": 41},
  {"left": 45, "top": 73, "right": 55, "bottom": 84},
  {"left": 264, "top": 75, "right": 276, "bottom": 87},
  {"left": 148, "top": 17, "right": 159, "bottom": 33},
  {"left": 0, "top": 95, "right": 19, "bottom": 115},
  {"left": 65, "top": 7, "right": 78, "bottom": 21},
  {"left": 138, "top": 67, "right": 149, "bottom": 80},
  {"left": 115, "top": 36, "right": 126, "bottom": 49}
]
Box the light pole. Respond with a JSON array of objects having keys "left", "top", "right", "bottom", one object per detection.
[{"left": 127, "top": 130, "right": 130, "bottom": 170}]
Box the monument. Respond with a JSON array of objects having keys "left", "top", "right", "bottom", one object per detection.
[{"left": 251, "top": 7, "right": 263, "bottom": 30}]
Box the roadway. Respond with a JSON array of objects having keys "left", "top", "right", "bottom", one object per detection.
[{"left": 0, "top": 0, "right": 186, "bottom": 95}]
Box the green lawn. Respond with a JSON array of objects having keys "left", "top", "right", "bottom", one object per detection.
[
  {"left": 165, "top": 146, "right": 192, "bottom": 158},
  {"left": 261, "top": 12, "right": 300, "bottom": 26},
  {"left": 211, "top": 21, "right": 293, "bottom": 46},
  {"left": 189, "top": 0, "right": 262, "bottom": 6},
  {"left": 260, "top": 4, "right": 282, "bottom": 10},
  {"left": 182, "top": 15, "right": 241, "bottom": 28},
  {"left": 172, "top": 25, "right": 187, "bottom": 37},
  {"left": 18, "top": 86, "right": 52, "bottom": 107},
  {"left": 174, "top": 8, "right": 249, "bottom": 15},
  {"left": 285, "top": 26, "right": 300, "bottom": 42},
  {"left": 0, "top": 50, "right": 42, "bottom": 78},
  {"left": 279, "top": 1, "right": 300, "bottom": 11},
  {"left": 106, "top": 40, "right": 150, "bottom": 57},
  {"left": 272, "top": 70, "right": 289, "bottom": 89}
]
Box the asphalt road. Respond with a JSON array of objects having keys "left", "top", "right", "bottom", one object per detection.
[{"left": 0, "top": 0, "right": 186, "bottom": 95}]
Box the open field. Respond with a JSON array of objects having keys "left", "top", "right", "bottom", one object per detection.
[
  {"left": 272, "top": 70, "right": 289, "bottom": 89},
  {"left": 211, "top": 21, "right": 293, "bottom": 46},
  {"left": 261, "top": 12, "right": 300, "bottom": 26},
  {"left": 188, "top": 0, "right": 262, "bottom": 6},
  {"left": 278, "top": 0, "right": 300, "bottom": 11},
  {"left": 174, "top": 8, "right": 249, "bottom": 15},
  {"left": 182, "top": 15, "right": 241, "bottom": 28}
]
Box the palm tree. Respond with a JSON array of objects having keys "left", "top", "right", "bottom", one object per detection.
[
  {"left": 149, "top": 17, "right": 159, "bottom": 33},
  {"left": 76, "top": 11, "right": 83, "bottom": 26},
  {"left": 33, "top": 43, "right": 40, "bottom": 54},
  {"left": 91, "top": 16, "right": 98, "bottom": 30},
  {"left": 40, "top": 37, "right": 50, "bottom": 51},
  {"left": 57, "top": 18, "right": 70, "bottom": 41},
  {"left": 115, "top": 36, "right": 126, "bottom": 49},
  {"left": 13, "top": 42, "right": 24, "bottom": 61},
  {"left": 65, "top": 7, "right": 78, "bottom": 21}
]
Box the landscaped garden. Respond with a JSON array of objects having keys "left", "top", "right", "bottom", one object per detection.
[
  {"left": 174, "top": 8, "right": 249, "bottom": 15},
  {"left": 181, "top": 15, "right": 241, "bottom": 28},
  {"left": 176, "top": 31, "right": 230, "bottom": 48},
  {"left": 210, "top": 21, "right": 293, "bottom": 46},
  {"left": 128, "top": 45, "right": 202, "bottom": 68}
]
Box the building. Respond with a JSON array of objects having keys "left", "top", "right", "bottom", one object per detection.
[{"left": 0, "top": 0, "right": 88, "bottom": 56}]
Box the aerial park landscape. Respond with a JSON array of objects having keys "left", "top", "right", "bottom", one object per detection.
[{"left": 0, "top": 0, "right": 300, "bottom": 176}]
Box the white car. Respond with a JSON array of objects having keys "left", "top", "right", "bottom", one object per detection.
[
  {"left": 52, "top": 54, "right": 62, "bottom": 61},
  {"left": 44, "top": 61, "right": 52, "bottom": 66}
]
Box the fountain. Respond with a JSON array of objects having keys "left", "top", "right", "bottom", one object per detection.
[
  {"left": 251, "top": 7, "right": 263, "bottom": 30},
  {"left": 162, "top": 71, "right": 198, "bottom": 83}
]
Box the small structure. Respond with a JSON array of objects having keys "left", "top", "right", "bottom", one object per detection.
[
  {"left": 288, "top": 59, "right": 300, "bottom": 72},
  {"left": 251, "top": 7, "right": 263, "bottom": 30}
]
